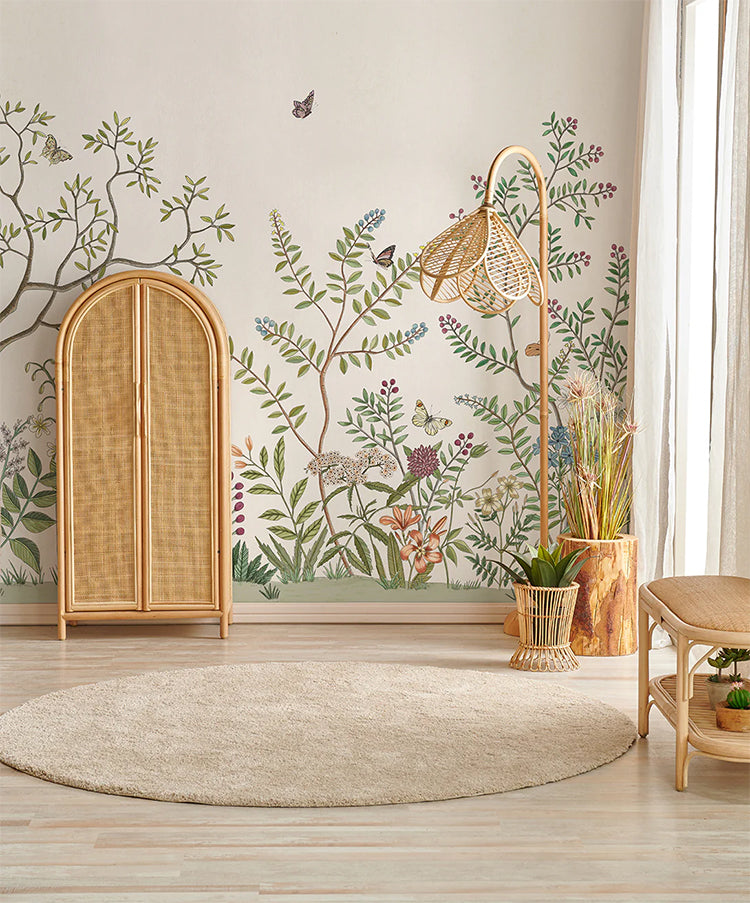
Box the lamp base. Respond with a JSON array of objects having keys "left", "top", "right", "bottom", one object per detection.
[{"left": 503, "top": 610, "right": 520, "bottom": 637}]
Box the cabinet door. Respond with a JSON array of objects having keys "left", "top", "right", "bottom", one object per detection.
[
  {"left": 65, "top": 281, "right": 140, "bottom": 610},
  {"left": 142, "top": 280, "right": 218, "bottom": 609}
]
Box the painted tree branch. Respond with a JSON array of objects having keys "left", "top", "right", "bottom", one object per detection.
[{"left": 0, "top": 100, "right": 234, "bottom": 352}]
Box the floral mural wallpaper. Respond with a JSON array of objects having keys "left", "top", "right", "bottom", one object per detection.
[
  {"left": 223, "top": 112, "right": 630, "bottom": 601},
  {"left": 0, "top": 0, "right": 643, "bottom": 613}
]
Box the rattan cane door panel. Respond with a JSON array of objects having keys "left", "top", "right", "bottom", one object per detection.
[
  {"left": 66, "top": 285, "right": 139, "bottom": 609},
  {"left": 143, "top": 283, "right": 217, "bottom": 609}
]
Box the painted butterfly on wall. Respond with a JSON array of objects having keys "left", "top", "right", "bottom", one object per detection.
[
  {"left": 412, "top": 400, "right": 452, "bottom": 436},
  {"left": 41, "top": 134, "right": 72, "bottom": 165},
  {"left": 292, "top": 90, "right": 315, "bottom": 119},
  {"left": 370, "top": 245, "right": 395, "bottom": 268}
]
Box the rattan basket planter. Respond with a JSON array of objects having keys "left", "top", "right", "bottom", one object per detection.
[{"left": 509, "top": 583, "right": 580, "bottom": 672}]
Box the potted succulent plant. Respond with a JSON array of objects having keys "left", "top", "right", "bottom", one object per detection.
[
  {"left": 715, "top": 682, "right": 750, "bottom": 732},
  {"left": 706, "top": 648, "right": 750, "bottom": 710},
  {"left": 501, "top": 543, "right": 588, "bottom": 672},
  {"left": 558, "top": 372, "right": 639, "bottom": 657}
]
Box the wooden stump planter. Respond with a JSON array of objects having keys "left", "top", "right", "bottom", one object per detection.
[
  {"left": 559, "top": 534, "right": 638, "bottom": 656},
  {"left": 509, "top": 583, "right": 580, "bottom": 672},
  {"left": 715, "top": 702, "right": 750, "bottom": 732}
]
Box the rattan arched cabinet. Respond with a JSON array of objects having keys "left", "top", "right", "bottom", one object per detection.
[{"left": 55, "top": 270, "right": 232, "bottom": 639}]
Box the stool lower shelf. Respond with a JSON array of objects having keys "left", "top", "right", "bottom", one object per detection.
[{"left": 650, "top": 673, "right": 750, "bottom": 762}]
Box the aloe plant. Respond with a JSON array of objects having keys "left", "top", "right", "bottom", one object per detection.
[
  {"left": 500, "top": 542, "right": 588, "bottom": 588},
  {"left": 707, "top": 648, "right": 750, "bottom": 683}
]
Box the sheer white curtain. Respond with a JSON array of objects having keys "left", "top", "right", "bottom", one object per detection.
[
  {"left": 630, "top": 0, "right": 680, "bottom": 583},
  {"left": 631, "top": 0, "right": 749, "bottom": 582},
  {"left": 706, "top": 0, "right": 750, "bottom": 576}
]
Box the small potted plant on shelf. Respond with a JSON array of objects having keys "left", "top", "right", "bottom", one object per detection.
[
  {"left": 558, "top": 371, "right": 639, "bottom": 657},
  {"left": 715, "top": 682, "right": 750, "bottom": 732},
  {"left": 706, "top": 648, "right": 750, "bottom": 710},
  {"left": 500, "top": 543, "right": 588, "bottom": 673}
]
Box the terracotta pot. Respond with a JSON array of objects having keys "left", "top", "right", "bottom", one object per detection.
[
  {"left": 559, "top": 533, "right": 638, "bottom": 656},
  {"left": 715, "top": 702, "right": 750, "bottom": 732}
]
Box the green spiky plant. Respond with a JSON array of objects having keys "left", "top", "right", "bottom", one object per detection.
[
  {"left": 500, "top": 542, "right": 588, "bottom": 588},
  {"left": 725, "top": 684, "right": 750, "bottom": 710}
]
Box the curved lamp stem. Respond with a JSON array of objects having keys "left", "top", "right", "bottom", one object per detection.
[{"left": 484, "top": 146, "right": 549, "bottom": 547}]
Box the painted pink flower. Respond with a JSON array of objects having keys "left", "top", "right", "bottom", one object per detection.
[
  {"left": 379, "top": 505, "right": 420, "bottom": 533},
  {"left": 400, "top": 528, "right": 443, "bottom": 573},
  {"left": 407, "top": 444, "right": 439, "bottom": 478}
]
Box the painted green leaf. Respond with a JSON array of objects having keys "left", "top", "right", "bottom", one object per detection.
[
  {"left": 296, "top": 500, "right": 319, "bottom": 524},
  {"left": 387, "top": 533, "right": 406, "bottom": 587},
  {"left": 20, "top": 511, "right": 54, "bottom": 533},
  {"left": 27, "top": 447, "right": 42, "bottom": 478},
  {"left": 268, "top": 524, "right": 297, "bottom": 541},
  {"left": 372, "top": 544, "right": 388, "bottom": 583},
  {"left": 2, "top": 484, "right": 20, "bottom": 513},
  {"left": 273, "top": 436, "right": 285, "bottom": 482},
  {"left": 31, "top": 490, "right": 56, "bottom": 508},
  {"left": 289, "top": 478, "right": 308, "bottom": 510},
  {"left": 362, "top": 521, "right": 389, "bottom": 546},
  {"left": 9, "top": 537, "right": 41, "bottom": 574},
  {"left": 12, "top": 474, "right": 29, "bottom": 499},
  {"left": 245, "top": 484, "right": 277, "bottom": 495},
  {"left": 259, "top": 508, "right": 286, "bottom": 521},
  {"left": 300, "top": 517, "right": 322, "bottom": 544}
]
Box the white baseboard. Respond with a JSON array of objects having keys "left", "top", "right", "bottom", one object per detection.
[{"left": 0, "top": 601, "right": 513, "bottom": 625}]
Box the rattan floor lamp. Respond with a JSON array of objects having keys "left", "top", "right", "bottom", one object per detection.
[{"left": 420, "top": 145, "right": 549, "bottom": 634}]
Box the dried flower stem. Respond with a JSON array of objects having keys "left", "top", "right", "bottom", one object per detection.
[{"left": 561, "top": 374, "right": 635, "bottom": 540}]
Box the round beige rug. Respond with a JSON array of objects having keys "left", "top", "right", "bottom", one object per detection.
[{"left": 0, "top": 662, "right": 635, "bottom": 806}]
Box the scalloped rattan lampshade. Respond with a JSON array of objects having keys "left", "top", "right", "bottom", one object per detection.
[{"left": 420, "top": 204, "right": 543, "bottom": 313}]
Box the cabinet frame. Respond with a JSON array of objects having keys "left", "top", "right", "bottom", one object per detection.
[{"left": 55, "top": 270, "right": 232, "bottom": 639}]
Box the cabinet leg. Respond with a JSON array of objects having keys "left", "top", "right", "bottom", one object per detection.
[
  {"left": 675, "top": 634, "right": 690, "bottom": 791},
  {"left": 58, "top": 617, "right": 66, "bottom": 640},
  {"left": 220, "top": 610, "right": 229, "bottom": 639},
  {"left": 638, "top": 603, "right": 651, "bottom": 737}
]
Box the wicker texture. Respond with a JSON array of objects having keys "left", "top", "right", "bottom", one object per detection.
[
  {"left": 647, "top": 576, "right": 750, "bottom": 632},
  {"left": 146, "top": 286, "right": 214, "bottom": 607},
  {"left": 420, "top": 206, "right": 543, "bottom": 313},
  {"left": 510, "top": 583, "right": 580, "bottom": 672},
  {"left": 69, "top": 286, "right": 137, "bottom": 608}
]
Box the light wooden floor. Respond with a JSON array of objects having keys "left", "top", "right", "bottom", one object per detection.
[{"left": 0, "top": 624, "right": 748, "bottom": 902}]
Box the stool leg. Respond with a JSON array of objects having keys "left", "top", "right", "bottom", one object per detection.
[
  {"left": 638, "top": 604, "right": 651, "bottom": 737},
  {"left": 675, "top": 634, "right": 690, "bottom": 791}
]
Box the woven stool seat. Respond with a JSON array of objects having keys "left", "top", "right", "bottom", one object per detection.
[{"left": 646, "top": 576, "right": 750, "bottom": 633}]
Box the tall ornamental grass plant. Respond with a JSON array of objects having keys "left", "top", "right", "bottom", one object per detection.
[{"left": 561, "top": 372, "right": 637, "bottom": 540}]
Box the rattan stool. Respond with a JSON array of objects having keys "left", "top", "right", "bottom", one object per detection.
[{"left": 638, "top": 576, "right": 750, "bottom": 790}]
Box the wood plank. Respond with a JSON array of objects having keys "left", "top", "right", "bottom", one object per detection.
[{"left": 0, "top": 624, "right": 748, "bottom": 901}]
